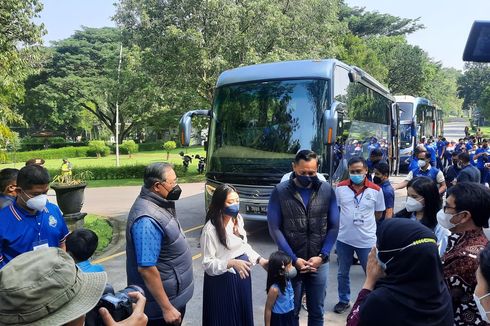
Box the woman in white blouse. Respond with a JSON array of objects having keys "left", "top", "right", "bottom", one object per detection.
[{"left": 201, "top": 184, "right": 268, "bottom": 326}]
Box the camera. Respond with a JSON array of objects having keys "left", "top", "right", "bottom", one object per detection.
[{"left": 85, "top": 284, "right": 144, "bottom": 326}]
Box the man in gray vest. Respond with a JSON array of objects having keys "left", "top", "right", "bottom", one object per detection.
[
  {"left": 267, "top": 150, "right": 339, "bottom": 326},
  {"left": 126, "top": 163, "right": 193, "bottom": 325}
]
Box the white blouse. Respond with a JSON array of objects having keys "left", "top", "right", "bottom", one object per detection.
[{"left": 200, "top": 214, "right": 261, "bottom": 276}]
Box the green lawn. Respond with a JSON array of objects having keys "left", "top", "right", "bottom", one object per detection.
[
  {"left": 478, "top": 126, "right": 490, "bottom": 138},
  {"left": 1, "top": 147, "right": 206, "bottom": 172}
]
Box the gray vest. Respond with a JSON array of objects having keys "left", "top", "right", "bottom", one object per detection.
[
  {"left": 126, "top": 187, "right": 194, "bottom": 319},
  {"left": 276, "top": 179, "right": 332, "bottom": 259}
]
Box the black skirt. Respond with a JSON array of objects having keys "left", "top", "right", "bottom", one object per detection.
[
  {"left": 271, "top": 310, "right": 294, "bottom": 326},
  {"left": 202, "top": 254, "right": 253, "bottom": 326}
]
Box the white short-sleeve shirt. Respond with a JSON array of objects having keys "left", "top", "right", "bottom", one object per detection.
[{"left": 335, "top": 179, "right": 385, "bottom": 248}]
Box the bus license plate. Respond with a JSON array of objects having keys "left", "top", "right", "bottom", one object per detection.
[{"left": 246, "top": 205, "right": 267, "bottom": 215}]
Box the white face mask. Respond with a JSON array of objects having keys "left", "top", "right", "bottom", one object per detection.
[
  {"left": 436, "top": 209, "right": 462, "bottom": 230},
  {"left": 406, "top": 197, "right": 424, "bottom": 212},
  {"left": 474, "top": 293, "right": 490, "bottom": 322},
  {"left": 417, "top": 160, "right": 427, "bottom": 168},
  {"left": 24, "top": 192, "right": 48, "bottom": 212}
]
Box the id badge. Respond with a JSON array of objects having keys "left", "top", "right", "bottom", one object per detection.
[
  {"left": 353, "top": 212, "right": 364, "bottom": 226},
  {"left": 33, "top": 239, "right": 49, "bottom": 251}
]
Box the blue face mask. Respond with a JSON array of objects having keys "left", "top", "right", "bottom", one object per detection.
[
  {"left": 224, "top": 204, "right": 240, "bottom": 218},
  {"left": 349, "top": 174, "right": 365, "bottom": 185}
]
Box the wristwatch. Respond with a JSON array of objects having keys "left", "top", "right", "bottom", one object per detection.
[{"left": 318, "top": 253, "right": 329, "bottom": 264}]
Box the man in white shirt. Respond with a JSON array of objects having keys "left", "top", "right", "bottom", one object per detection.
[{"left": 333, "top": 156, "right": 385, "bottom": 314}]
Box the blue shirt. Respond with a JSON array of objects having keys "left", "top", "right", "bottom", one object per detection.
[
  {"left": 0, "top": 201, "right": 69, "bottom": 268},
  {"left": 408, "top": 158, "right": 418, "bottom": 171},
  {"left": 77, "top": 260, "right": 105, "bottom": 273},
  {"left": 425, "top": 144, "right": 437, "bottom": 164},
  {"left": 436, "top": 140, "right": 446, "bottom": 156},
  {"left": 475, "top": 147, "right": 490, "bottom": 169},
  {"left": 267, "top": 183, "right": 339, "bottom": 263},
  {"left": 271, "top": 280, "right": 294, "bottom": 314},
  {"left": 380, "top": 180, "right": 395, "bottom": 218},
  {"left": 131, "top": 216, "right": 164, "bottom": 267}
]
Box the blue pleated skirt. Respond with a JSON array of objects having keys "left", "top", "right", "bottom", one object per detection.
[{"left": 202, "top": 254, "right": 253, "bottom": 326}]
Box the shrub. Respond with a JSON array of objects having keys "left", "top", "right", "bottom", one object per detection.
[
  {"left": 163, "top": 141, "right": 177, "bottom": 160},
  {"left": 50, "top": 163, "right": 187, "bottom": 181},
  {"left": 120, "top": 140, "right": 138, "bottom": 157},
  {"left": 88, "top": 141, "right": 110, "bottom": 158}
]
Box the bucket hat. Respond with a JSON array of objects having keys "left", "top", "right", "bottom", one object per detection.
[{"left": 0, "top": 247, "right": 107, "bottom": 325}]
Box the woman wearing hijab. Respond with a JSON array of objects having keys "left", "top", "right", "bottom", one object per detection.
[
  {"left": 346, "top": 218, "right": 453, "bottom": 326},
  {"left": 395, "top": 176, "right": 450, "bottom": 255},
  {"left": 200, "top": 184, "right": 268, "bottom": 326},
  {"left": 440, "top": 182, "right": 490, "bottom": 325}
]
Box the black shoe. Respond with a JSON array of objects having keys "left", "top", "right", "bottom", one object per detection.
[{"left": 334, "top": 301, "right": 351, "bottom": 314}]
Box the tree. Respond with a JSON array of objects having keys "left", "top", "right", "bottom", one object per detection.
[
  {"left": 163, "top": 141, "right": 176, "bottom": 160},
  {"left": 367, "top": 36, "right": 431, "bottom": 95},
  {"left": 115, "top": 0, "right": 345, "bottom": 111},
  {"left": 0, "top": 0, "right": 44, "bottom": 147},
  {"left": 339, "top": 3, "right": 424, "bottom": 37},
  {"left": 458, "top": 63, "right": 490, "bottom": 111},
  {"left": 22, "top": 27, "right": 161, "bottom": 144},
  {"left": 121, "top": 139, "right": 138, "bottom": 158}
]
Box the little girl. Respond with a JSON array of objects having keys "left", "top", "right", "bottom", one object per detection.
[{"left": 264, "top": 251, "right": 296, "bottom": 326}]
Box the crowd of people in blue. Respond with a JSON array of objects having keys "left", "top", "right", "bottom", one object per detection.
[{"left": 3, "top": 131, "right": 490, "bottom": 325}]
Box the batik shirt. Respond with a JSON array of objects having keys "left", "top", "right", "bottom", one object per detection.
[{"left": 442, "top": 229, "right": 489, "bottom": 326}]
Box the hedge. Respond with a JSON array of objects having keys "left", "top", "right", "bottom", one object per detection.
[
  {"left": 49, "top": 164, "right": 186, "bottom": 181},
  {"left": 138, "top": 142, "right": 163, "bottom": 152},
  {"left": 7, "top": 146, "right": 90, "bottom": 163},
  {"left": 20, "top": 142, "right": 89, "bottom": 151}
]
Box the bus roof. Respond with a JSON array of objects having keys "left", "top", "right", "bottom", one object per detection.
[
  {"left": 395, "top": 95, "right": 434, "bottom": 107},
  {"left": 217, "top": 59, "right": 340, "bottom": 86},
  {"left": 216, "top": 59, "right": 392, "bottom": 97}
]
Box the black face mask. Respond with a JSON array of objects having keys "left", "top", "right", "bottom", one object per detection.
[
  {"left": 373, "top": 176, "right": 383, "bottom": 185},
  {"left": 296, "top": 175, "right": 318, "bottom": 187},
  {"left": 166, "top": 184, "right": 182, "bottom": 201}
]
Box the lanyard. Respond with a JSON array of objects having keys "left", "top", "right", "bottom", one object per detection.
[{"left": 354, "top": 191, "right": 365, "bottom": 208}]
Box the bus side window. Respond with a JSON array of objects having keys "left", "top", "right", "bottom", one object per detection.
[{"left": 331, "top": 67, "right": 351, "bottom": 181}]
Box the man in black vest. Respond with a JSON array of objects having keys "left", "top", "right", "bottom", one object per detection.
[
  {"left": 126, "top": 163, "right": 193, "bottom": 326},
  {"left": 268, "top": 150, "right": 339, "bottom": 326}
]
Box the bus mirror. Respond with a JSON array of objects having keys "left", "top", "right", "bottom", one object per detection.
[
  {"left": 323, "top": 101, "right": 344, "bottom": 145},
  {"left": 179, "top": 110, "right": 210, "bottom": 147},
  {"left": 348, "top": 70, "right": 361, "bottom": 83}
]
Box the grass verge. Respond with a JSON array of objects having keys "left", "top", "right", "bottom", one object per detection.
[{"left": 84, "top": 214, "right": 113, "bottom": 253}]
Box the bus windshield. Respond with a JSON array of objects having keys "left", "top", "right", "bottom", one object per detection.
[
  {"left": 398, "top": 102, "right": 414, "bottom": 121},
  {"left": 207, "top": 79, "right": 327, "bottom": 178}
]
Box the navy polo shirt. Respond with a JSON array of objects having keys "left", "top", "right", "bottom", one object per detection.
[{"left": 0, "top": 201, "right": 69, "bottom": 268}]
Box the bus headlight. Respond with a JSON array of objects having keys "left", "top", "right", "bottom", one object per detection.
[{"left": 205, "top": 184, "right": 216, "bottom": 196}]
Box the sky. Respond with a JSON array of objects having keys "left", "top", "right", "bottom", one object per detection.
[{"left": 38, "top": 0, "right": 490, "bottom": 70}]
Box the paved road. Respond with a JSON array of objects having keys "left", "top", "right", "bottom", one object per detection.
[
  {"left": 444, "top": 118, "right": 467, "bottom": 141},
  {"left": 49, "top": 176, "right": 409, "bottom": 326}
]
